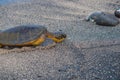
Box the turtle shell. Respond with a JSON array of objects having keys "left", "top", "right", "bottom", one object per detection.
[{"left": 0, "top": 25, "right": 47, "bottom": 45}]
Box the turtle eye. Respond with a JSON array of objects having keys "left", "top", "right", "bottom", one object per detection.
[{"left": 54, "top": 31, "right": 66, "bottom": 39}]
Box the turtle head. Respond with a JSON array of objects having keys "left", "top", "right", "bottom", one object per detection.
[
  {"left": 53, "top": 31, "right": 66, "bottom": 42},
  {"left": 46, "top": 30, "right": 66, "bottom": 43},
  {"left": 115, "top": 9, "right": 120, "bottom": 18}
]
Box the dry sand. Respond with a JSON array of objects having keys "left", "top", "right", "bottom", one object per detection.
[{"left": 0, "top": 0, "right": 120, "bottom": 80}]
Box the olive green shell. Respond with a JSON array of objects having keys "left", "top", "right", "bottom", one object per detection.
[{"left": 0, "top": 25, "right": 47, "bottom": 45}]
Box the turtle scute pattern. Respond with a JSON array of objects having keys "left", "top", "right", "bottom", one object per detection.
[{"left": 0, "top": 25, "right": 47, "bottom": 45}]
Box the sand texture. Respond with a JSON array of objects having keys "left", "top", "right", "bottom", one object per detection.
[{"left": 0, "top": 0, "right": 120, "bottom": 80}]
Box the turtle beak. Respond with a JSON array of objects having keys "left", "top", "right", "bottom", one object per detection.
[{"left": 61, "top": 34, "right": 67, "bottom": 38}]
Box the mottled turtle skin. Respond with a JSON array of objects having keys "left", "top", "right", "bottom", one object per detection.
[
  {"left": 0, "top": 25, "right": 66, "bottom": 47},
  {"left": 86, "top": 11, "right": 119, "bottom": 26},
  {"left": 114, "top": 9, "right": 120, "bottom": 18}
]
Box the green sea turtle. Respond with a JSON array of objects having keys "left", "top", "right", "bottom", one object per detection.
[
  {"left": 0, "top": 25, "right": 66, "bottom": 48},
  {"left": 86, "top": 11, "right": 119, "bottom": 26}
]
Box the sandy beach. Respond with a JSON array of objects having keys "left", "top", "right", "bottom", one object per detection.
[{"left": 0, "top": 0, "right": 120, "bottom": 79}]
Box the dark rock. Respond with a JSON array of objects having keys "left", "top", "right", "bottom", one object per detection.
[
  {"left": 115, "top": 9, "right": 120, "bottom": 18},
  {"left": 86, "top": 11, "right": 119, "bottom": 26}
]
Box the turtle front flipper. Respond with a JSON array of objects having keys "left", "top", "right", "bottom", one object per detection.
[
  {"left": 46, "top": 31, "right": 66, "bottom": 43},
  {"left": 31, "top": 34, "right": 46, "bottom": 46},
  {"left": 39, "top": 41, "right": 56, "bottom": 49},
  {"left": 32, "top": 36, "right": 57, "bottom": 49}
]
